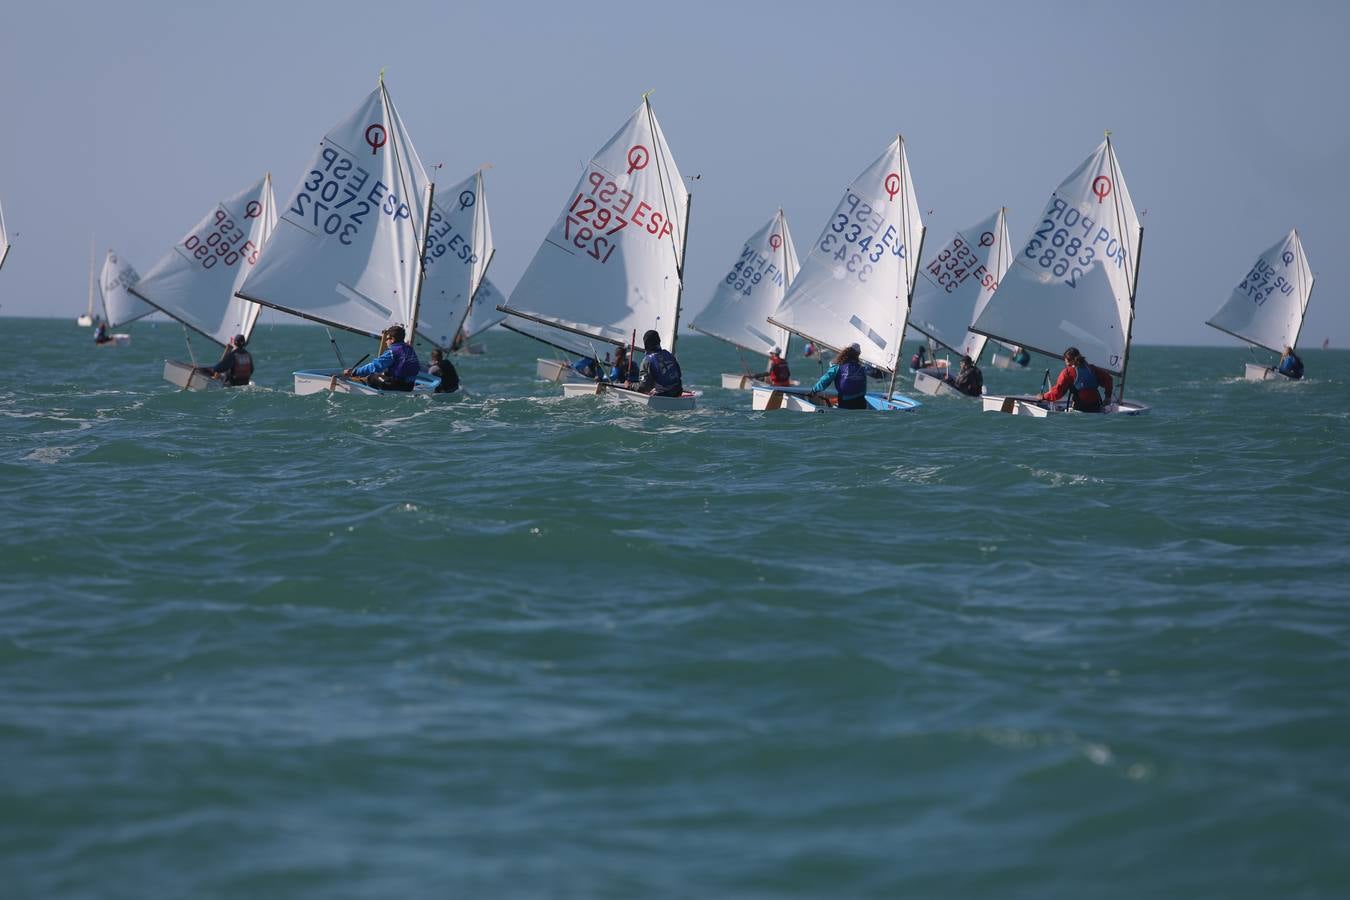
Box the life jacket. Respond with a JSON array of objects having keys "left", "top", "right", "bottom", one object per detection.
[
  {"left": 910, "top": 353, "right": 925, "bottom": 370},
  {"left": 432, "top": 359, "right": 459, "bottom": 393},
  {"left": 388, "top": 341, "right": 420, "bottom": 382},
  {"left": 230, "top": 350, "right": 254, "bottom": 385},
  {"left": 768, "top": 356, "right": 791, "bottom": 386},
  {"left": 1071, "top": 364, "right": 1103, "bottom": 410},
  {"left": 1279, "top": 354, "right": 1304, "bottom": 379},
  {"left": 646, "top": 349, "right": 683, "bottom": 393},
  {"left": 835, "top": 361, "right": 868, "bottom": 399}
]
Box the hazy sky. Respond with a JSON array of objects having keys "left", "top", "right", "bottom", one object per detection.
[{"left": 2, "top": 0, "right": 1346, "bottom": 345}]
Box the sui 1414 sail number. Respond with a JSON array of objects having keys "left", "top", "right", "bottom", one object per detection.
[
  {"left": 1021, "top": 197, "right": 1129, "bottom": 288},
  {"left": 1237, "top": 258, "right": 1295, "bottom": 306}
]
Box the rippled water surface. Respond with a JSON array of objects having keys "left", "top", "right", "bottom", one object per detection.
[{"left": 3, "top": 317, "right": 1348, "bottom": 898}]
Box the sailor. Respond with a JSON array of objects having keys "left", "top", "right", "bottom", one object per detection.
[
  {"left": 200, "top": 333, "right": 254, "bottom": 386},
  {"left": 1039, "top": 346, "right": 1113, "bottom": 412},
  {"left": 609, "top": 345, "right": 638, "bottom": 383},
  {"left": 629, "top": 329, "right": 684, "bottom": 397},
  {"left": 808, "top": 342, "right": 869, "bottom": 409},
  {"left": 754, "top": 347, "right": 792, "bottom": 386},
  {"left": 910, "top": 344, "right": 931, "bottom": 371},
  {"left": 571, "top": 356, "right": 603, "bottom": 379},
  {"left": 1011, "top": 346, "right": 1031, "bottom": 367},
  {"left": 94, "top": 319, "right": 112, "bottom": 344},
  {"left": 948, "top": 355, "right": 984, "bottom": 397},
  {"left": 427, "top": 347, "right": 460, "bottom": 393},
  {"left": 1277, "top": 346, "right": 1304, "bottom": 380},
  {"left": 345, "top": 324, "right": 420, "bottom": 391}
]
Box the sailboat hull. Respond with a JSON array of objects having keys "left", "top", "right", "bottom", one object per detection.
[
  {"left": 980, "top": 394, "right": 1150, "bottom": 416},
  {"left": 912, "top": 370, "right": 972, "bottom": 398},
  {"left": 560, "top": 381, "right": 698, "bottom": 411},
  {"left": 95, "top": 334, "right": 131, "bottom": 348},
  {"left": 293, "top": 368, "right": 442, "bottom": 396},
  {"left": 164, "top": 359, "right": 224, "bottom": 391},
  {"left": 1243, "top": 363, "right": 1293, "bottom": 382},
  {"left": 77, "top": 315, "right": 94, "bottom": 327},
  {"left": 750, "top": 386, "right": 921, "bottom": 413},
  {"left": 537, "top": 358, "right": 591, "bottom": 383}
]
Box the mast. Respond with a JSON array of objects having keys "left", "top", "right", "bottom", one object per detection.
[
  {"left": 88, "top": 237, "right": 97, "bottom": 319},
  {"left": 670, "top": 192, "right": 692, "bottom": 356},
  {"left": 888, "top": 226, "right": 926, "bottom": 398},
  {"left": 1108, "top": 133, "right": 1142, "bottom": 404},
  {"left": 379, "top": 73, "right": 429, "bottom": 345},
  {"left": 1290, "top": 229, "right": 1313, "bottom": 350}
]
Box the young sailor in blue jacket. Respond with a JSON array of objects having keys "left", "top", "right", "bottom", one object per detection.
[
  {"left": 1277, "top": 346, "right": 1304, "bottom": 380},
  {"left": 345, "top": 324, "right": 420, "bottom": 391},
  {"left": 629, "top": 329, "right": 683, "bottom": 396},
  {"left": 609, "top": 345, "right": 639, "bottom": 383},
  {"left": 808, "top": 342, "right": 870, "bottom": 409}
]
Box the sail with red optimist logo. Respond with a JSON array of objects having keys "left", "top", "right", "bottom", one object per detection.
[
  {"left": 691, "top": 209, "right": 798, "bottom": 357},
  {"left": 908, "top": 207, "right": 1011, "bottom": 364}
]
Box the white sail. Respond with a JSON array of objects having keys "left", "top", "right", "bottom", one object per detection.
[
  {"left": 418, "top": 169, "right": 493, "bottom": 349},
  {"left": 131, "top": 175, "right": 276, "bottom": 346},
  {"left": 100, "top": 250, "right": 154, "bottom": 327},
  {"left": 909, "top": 207, "right": 1012, "bottom": 363},
  {"left": 0, "top": 197, "right": 9, "bottom": 270},
  {"left": 236, "top": 81, "right": 433, "bottom": 340},
  {"left": 768, "top": 135, "right": 924, "bottom": 374},
  {"left": 460, "top": 276, "right": 506, "bottom": 342},
  {"left": 502, "top": 314, "right": 616, "bottom": 361},
  {"left": 971, "top": 137, "right": 1141, "bottom": 375},
  {"left": 1206, "top": 229, "right": 1313, "bottom": 353},
  {"left": 691, "top": 209, "right": 797, "bottom": 355},
  {"left": 500, "top": 97, "right": 689, "bottom": 352}
]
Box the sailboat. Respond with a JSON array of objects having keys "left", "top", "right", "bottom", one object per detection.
[
  {"left": 96, "top": 247, "right": 154, "bottom": 347},
  {"left": 1205, "top": 229, "right": 1313, "bottom": 381},
  {"left": 0, "top": 195, "right": 10, "bottom": 273},
  {"left": 971, "top": 134, "right": 1148, "bottom": 416},
  {"left": 755, "top": 135, "right": 925, "bottom": 412},
  {"left": 130, "top": 175, "right": 276, "bottom": 389},
  {"left": 908, "top": 207, "right": 1012, "bottom": 398},
  {"left": 78, "top": 236, "right": 98, "bottom": 327},
  {"left": 234, "top": 76, "right": 439, "bottom": 396},
  {"left": 689, "top": 209, "right": 800, "bottom": 390},
  {"left": 497, "top": 93, "right": 697, "bottom": 411},
  {"left": 416, "top": 168, "right": 493, "bottom": 352}
]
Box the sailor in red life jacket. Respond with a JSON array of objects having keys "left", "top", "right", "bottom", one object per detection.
[
  {"left": 1039, "top": 346, "right": 1113, "bottom": 412},
  {"left": 754, "top": 346, "right": 792, "bottom": 386},
  {"left": 200, "top": 333, "right": 254, "bottom": 386}
]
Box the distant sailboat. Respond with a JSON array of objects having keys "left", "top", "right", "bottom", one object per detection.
[
  {"left": 1205, "top": 229, "right": 1313, "bottom": 381},
  {"left": 95, "top": 246, "right": 153, "bottom": 347},
  {"left": 690, "top": 209, "right": 800, "bottom": 390},
  {"left": 908, "top": 207, "right": 1012, "bottom": 398},
  {"left": 131, "top": 175, "right": 276, "bottom": 389},
  {"left": 971, "top": 134, "right": 1148, "bottom": 416},
  {"left": 756, "top": 135, "right": 925, "bottom": 412},
  {"left": 417, "top": 168, "right": 493, "bottom": 352},
  {"left": 453, "top": 276, "right": 505, "bottom": 355},
  {"left": 235, "top": 76, "right": 439, "bottom": 395},
  {"left": 497, "top": 94, "right": 697, "bottom": 410}
]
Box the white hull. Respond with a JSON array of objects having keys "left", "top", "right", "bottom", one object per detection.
[
  {"left": 911, "top": 361, "right": 948, "bottom": 376},
  {"left": 750, "top": 386, "right": 921, "bottom": 413},
  {"left": 720, "top": 373, "right": 800, "bottom": 391},
  {"left": 95, "top": 334, "right": 131, "bottom": 347},
  {"left": 560, "top": 380, "right": 698, "bottom": 411},
  {"left": 1243, "top": 362, "right": 1288, "bottom": 382},
  {"left": 293, "top": 368, "right": 441, "bottom": 396},
  {"left": 980, "top": 394, "right": 1150, "bottom": 416},
  {"left": 537, "top": 358, "right": 590, "bottom": 383},
  {"left": 77, "top": 315, "right": 94, "bottom": 327},
  {"left": 912, "top": 370, "right": 969, "bottom": 398},
  {"left": 163, "top": 359, "right": 225, "bottom": 391}
]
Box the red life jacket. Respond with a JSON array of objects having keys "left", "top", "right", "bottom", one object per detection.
[{"left": 768, "top": 356, "right": 791, "bottom": 386}]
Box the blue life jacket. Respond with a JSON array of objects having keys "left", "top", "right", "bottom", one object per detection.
[
  {"left": 1071, "top": 364, "right": 1102, "bottom": 409},
  {"left": 1278, "top": 354, "right": 1304, "bottom": 379},
  {"left": 389, "top": 342, "right": 420, "bottom": 382},
  {"left": 835, "top": 361, "right": 868, "bottom": 399},
  {"left": 646, "top": 349, "right": 682, "bottom": 392}
]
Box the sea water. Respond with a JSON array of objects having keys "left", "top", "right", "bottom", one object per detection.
[{"left": 2, "top": 317, "right": 1348, "bottom": 898}]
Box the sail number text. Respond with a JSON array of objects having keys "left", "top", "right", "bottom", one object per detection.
[
  {"left": 724, "top": 243, "right": 786, "bottom": 296},
  {"left": 1237, "top": 258, "right": 1295, "bottom": 306},
  {"left": 286, "top": 145, "right": 415, "bottom": 246},
  {"left": 180, "top": 208, "right": 261, "bottom": 272},
  {"left": 424, "top": 207, "right": 480, "bottom": 270},
  {"left": 1021, "top": 198, "right": 1129, "bottom": 288},
  {"left": 817, "top": 192, "right": 908, "bottom": 284},
  {"left": 926, "top": 235, "right": 996, "bottom": 294},
  {"left": 551, "top": 167, "right": 677, "bottom": 265}
]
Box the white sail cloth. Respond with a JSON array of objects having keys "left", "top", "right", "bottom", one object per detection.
[
  {"left": 691, "top": 209, "right": 797, "bottom": 355},
  {"left": 459, "top": 276, "right": 506, "bottom": 343},
  {"left": 971, "top": 138, "right": 1141, "bottom": 374},
  {"left": 1206, "top": 229, "right": 1313, "bottom": 353},
  {"left": 0, "top": 197, "right": 9, "bottom": 270},
  {"left": 131, "top": 175, "right": 275, "bottom": 346},
  {"left": 418, "top": 169, "right": 493, "bottom": 349},
  {"left": 100, "top": 251, "right": 154, "bottom": 327},
  {"left": 908, "top": 207, "right": 1012, "bottom": 362},
  {"left": 769, "top": 136, "right": 924, "bottom": 374},
  {"left": 236, "top": 82, "right": 433, "bottom": 340},
  {"left": 500, "top": 97, "right": 689, "bottom": 352}
]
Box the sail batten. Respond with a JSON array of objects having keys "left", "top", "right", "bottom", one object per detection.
[
  {"left": 235, "top": 83, "right": 432, "bottom": 339},
  {"left": 131, "top": 175, "right": 275, "bottom": 347}
]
